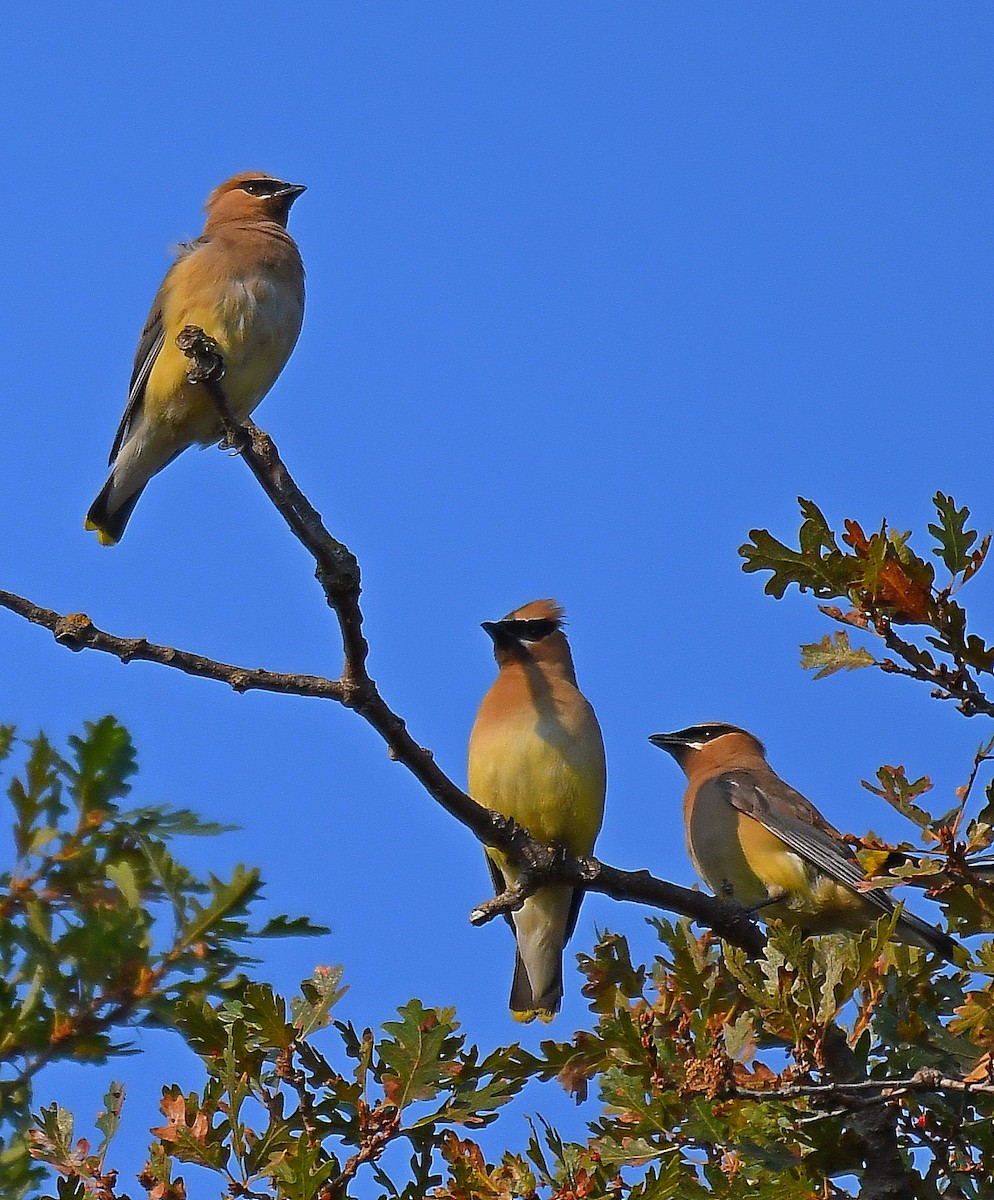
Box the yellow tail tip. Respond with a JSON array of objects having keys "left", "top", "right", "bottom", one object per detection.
[
  {"left": 512, "top": 1008, "right": 556, "bottom": 1024},
  {"left": 84, "top": 518, "right": 118, "bottom": 547}
]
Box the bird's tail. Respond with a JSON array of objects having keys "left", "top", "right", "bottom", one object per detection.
[
  {"left": 894, "top": 905, "right": 960, "bottom": 962},
  {"left": 509, "top": 950, "right": 560, "bottom": 1024},
  {"left": 507, "top": 885, "right": 577, "bottom": 1022},
  {"left": 85, "top": 432, "right": 185, "bottom": 545},
  {"left": 85, "top": 475, "right": 145, "bottom": 545}
]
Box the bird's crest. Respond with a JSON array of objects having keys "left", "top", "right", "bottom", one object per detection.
[
  {"left": 503, "top": 598, "right": 565, "bottom": 627},
  {"left": 205, "top": 172, "right": 276, "bottom": 208}
]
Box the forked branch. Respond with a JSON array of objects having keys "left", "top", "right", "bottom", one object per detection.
[{"left": 0, "top": 327, "right": 765, "bottom": 955}]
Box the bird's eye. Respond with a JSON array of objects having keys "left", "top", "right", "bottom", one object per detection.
[
  {"left": 240, "top": 179, "right": 274, "bottom": 196},
  {"left": 508, "top": 618, "right": 560, "bottom": 643}
]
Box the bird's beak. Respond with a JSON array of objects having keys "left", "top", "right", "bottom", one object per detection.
[
  {"left": 481, "top": 620, "right": 516, "bottom": 649},
  {"left": 278, "top": 183, "right": 307, "bottom": 200},
  {"left": 648, "top": 732, "right": 685, "bottom": 757}
]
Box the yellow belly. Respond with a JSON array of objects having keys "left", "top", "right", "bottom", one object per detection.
[
  {"left": 687, "top": 792, "right": 872, "bottom": 931},
  {"left": 144, "top": 269, "right": 302, "bottom": 443},
  {"left": 468, "top": 705, "right": 605, "bottom": 857}
]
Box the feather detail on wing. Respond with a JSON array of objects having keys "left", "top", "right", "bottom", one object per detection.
[
  {"left": 715, "top": 772, "right": 897, "bottom": 916},
  {"left": 109, "top": 239, "right": 206, "bottom": 463}
]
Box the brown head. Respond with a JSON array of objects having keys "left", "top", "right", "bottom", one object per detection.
[
  {"left": 648, "top": 723, "right": 766, "bottom": 780},
  {"left": 203, "top": 172, "right": 306, "bottom": 232},
  {"left": 481, "top": 599, "right": 577, "bottom": 681}
]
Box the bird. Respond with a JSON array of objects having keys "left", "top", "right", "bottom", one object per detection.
[
  {"left": 468, "top": 599, "right": 607, "bottom": 1021},
  {"left": 649, "top": 723, "right": 957, "bottom": 960},
  {"left": 85, "top": 172, "right": 307, "bottom": 544}
]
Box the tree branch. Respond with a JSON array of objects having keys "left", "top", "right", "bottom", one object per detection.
[
  {"left": 729, "top": 1065, "right": 994, "bottom": 1106},
  {"left": 0, "top": 575, "right": 767, "bottom": 950},
  {"left": 178, "top": 326, "right": 368, "bottom": 690},
  {"left": 821, "top": 1025, "right": 915, "bottom": 1200},
  {"left": 0, "top": 328, "right": 768, "bottom": 955},
  {"left": 0, "top": 591, "right": 345, "bottom": 700},
  {"left": 879, "top": 622, "right": 994, "bottom": 719}
]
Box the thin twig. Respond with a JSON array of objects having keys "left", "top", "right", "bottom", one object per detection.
[
  {"left": 727, "top": 1067, "right": 994, "bottom": 1106},
  {"left": 276, "top": 1044, "right": 322, "bottom": 1148},
  {"left": 949, "top": 734, "right": 994, "bottom": 837},
  {"left": 818, "top": 603, "right": 994, "bottom": 719},
  {"left": 879, "top": 624, "right": 994, "bottom": 719},
  {"left": 180, "top": 327, "right": 367, "bottom": 692}
]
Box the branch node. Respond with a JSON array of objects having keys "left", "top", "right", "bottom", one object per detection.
[
  {"left": 117, "top": 638, "right": 146, "bottom": 664},
  {"left": 176, "top": 324, "right": 225, "bottom": 386},
  {"left": 339, "top": 678, "right": 375, "bottom": 711},
  {"left": 316, "top": 561, "right": 361, "bottom": 601},
  {"left": 176, "top": 325, "right": 249, "bottom": 452},
  {"left": 53, "top": 613, "right": 93, "bottom": 649},
  {"left": 577, "top": 855, "right": 601, "bottom": 884},
  {"left": 469, "top": 875, "right": 535, "bottom": 926}
]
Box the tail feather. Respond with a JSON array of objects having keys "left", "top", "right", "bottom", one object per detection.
[
  {"left": 85, "top": 434, "right": 186, "bottom": 545},
  {"left": 509, "top": 950, "right": 561, "bottom": 1024},
  {"left": 85, "top": 476, "right": 145, "bottom": 546},
  {"left": 894, "top": 905, "right": 959, "bottom": 962}
]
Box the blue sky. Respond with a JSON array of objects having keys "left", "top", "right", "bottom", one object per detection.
[{"left": 3, "top": 3, "right": 993, "bottom": 1191}]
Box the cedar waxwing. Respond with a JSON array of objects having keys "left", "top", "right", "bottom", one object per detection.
[
  {"left": 649, "top": 723, "right": 957, "bottom": 960},
  {"left": 468, "top": 600, "right": 607, "bottom": 1021},
  {"left": 85, "top": 172, "right": 306, "bottom": 544}
]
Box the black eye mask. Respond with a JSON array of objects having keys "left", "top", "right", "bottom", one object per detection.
[
  {"left": 239, "top": 179, "right": 290, "bottom": 197},
  {"left": 500, "top": 618, "right": 560, "bottom": 643}
]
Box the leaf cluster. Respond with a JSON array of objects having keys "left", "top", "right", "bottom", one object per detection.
[
  {"left": 35, "top": 975, "right": 556, "bottom": 1199},
  {"left": 18, "top": 493, "right": 994, "bottom": 1198},
  {"left": 741, "top": 495, "right": 994, "bottom": 718},
  {"left": 0, "top": 719, "right": 322, "bottom": 1199}
]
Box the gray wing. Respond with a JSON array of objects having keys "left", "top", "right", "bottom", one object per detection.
[
  {"left": 108, "top": 238, "right": 204, "bottom": 464},
  {"left": 716, "top": 771, "right": 896, "bottom": 916}
]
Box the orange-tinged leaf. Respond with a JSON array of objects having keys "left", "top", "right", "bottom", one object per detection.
[
  {"left": 843, "top": 520, "right": 935, "bottom": 624},
  {"left": 963, "top": 1052, "right": 992, "bottom": 1084},
  {"left": 150, "top": 1093, "right": 210, "bottom": 1145}
]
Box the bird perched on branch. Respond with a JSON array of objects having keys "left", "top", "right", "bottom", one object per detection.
[
  {"left": 85, "top": 172, "right": 306, "bottom": 544},
  {"left": 649, "top": 723, "right": 958, "bottom": 960},
  {"left": 469, "top": 599, "right": 607, "bottom": 1021}
]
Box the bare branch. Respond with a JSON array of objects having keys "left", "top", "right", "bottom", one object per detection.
[
  {"left": 177, "top": 329, "right": 767, "bottom": 951},
  {"left": 1, "top": 583, "right": 767, "bottom": 948},
  {"left": 0, "top": 588, "right": 765, "bottom": 951},
  {"left": 465, "top": 852, "right": 762, "bottom": 948},
  {"left": 0, "top": 591, "right": 345, "bottom": 700},
  {"left": 0, "top": 328, "right": 769, "bottom": 955},
  {"left": 469, "top": 879, "right": 533, "bottom": 924},
  {"left": 179, "top": 326, "right": 368, "bottom": 689}
]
